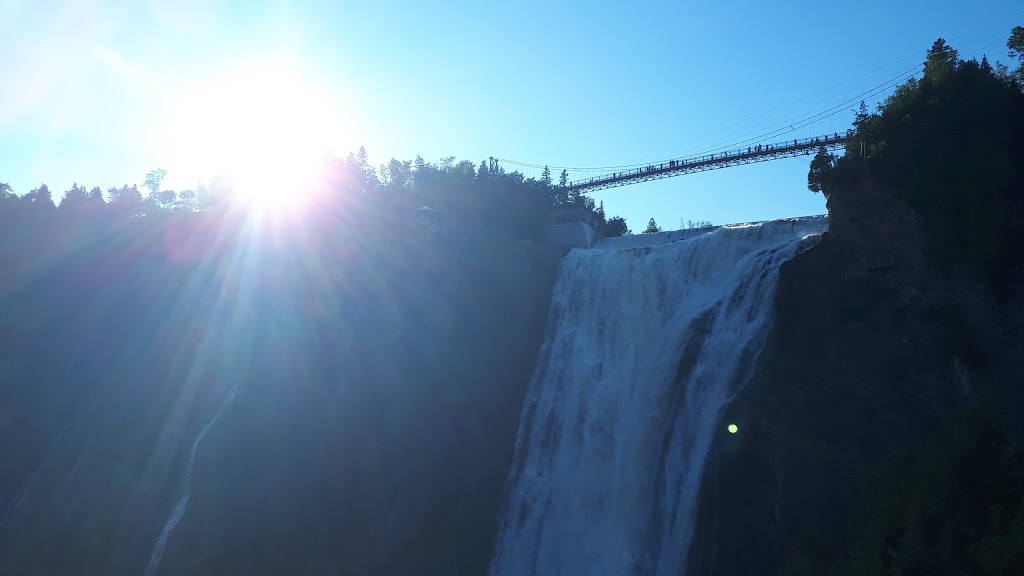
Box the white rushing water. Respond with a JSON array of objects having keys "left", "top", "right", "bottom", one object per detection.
[
  {"left": 144, "top": 380, "right": 239, "bottom": 576},
  {"left": 490, "top": 217, "right": 826, "bottom": 576}
]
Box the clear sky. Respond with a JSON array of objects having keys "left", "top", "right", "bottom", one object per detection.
[{"left": 1, "top": 0, "right": 1021, "bottom": 229}]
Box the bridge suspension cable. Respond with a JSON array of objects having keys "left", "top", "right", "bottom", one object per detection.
[
  {"left": 495, "top": 61, "right": 920, "bottom": 176},
  {"left": 493, "top": 18, "right": 1015, "bottom": 183},
  {"left": 565, "top": 133, "right": 847, "bottom": 194}
]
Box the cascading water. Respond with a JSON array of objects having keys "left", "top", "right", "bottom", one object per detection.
[
  {"left": 490, "top": 217, "right": 826, "bottom": 576},
  {"left": 143, "top": 380, "right": 240, "bottom": 576}
]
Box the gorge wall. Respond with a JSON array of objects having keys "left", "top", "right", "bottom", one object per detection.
[
  {"left": 0, "top": 210, "right": 560, "bottom": 576},
  {"left": 687, "top": 179, "right": 1024, "bottom": 575}
]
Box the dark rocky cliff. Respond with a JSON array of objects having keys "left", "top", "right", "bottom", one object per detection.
[
  {"left": 0, "top": 213, "right": 561, "bottom": 576},
  {"left": 687, "top": 179, "right": 1024, "bottom": 575}
]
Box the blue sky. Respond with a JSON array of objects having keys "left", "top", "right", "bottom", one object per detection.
[{"left": 1, "top": 0, "right": 1021, "bottom": 229}]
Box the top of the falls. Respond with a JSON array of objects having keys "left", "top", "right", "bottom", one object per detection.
[{"left": 594, "top": 215, "right": 828, "bottom": 251}]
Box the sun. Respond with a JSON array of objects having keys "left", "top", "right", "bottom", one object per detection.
[{"left": 158, "top": 59, "right": 345, "bottom": 215}]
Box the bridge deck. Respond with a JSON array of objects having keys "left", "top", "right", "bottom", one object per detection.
[{"left": 568, "top": 134, "right": 848, "bottom": 194}]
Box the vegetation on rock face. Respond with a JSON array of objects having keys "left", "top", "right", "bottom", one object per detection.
[
  {"left": 809, "top": 31, "right": 1024, "bottom": 294},
  {"left": 777, "top": 29, "right": 1024, "bottom": 576}
]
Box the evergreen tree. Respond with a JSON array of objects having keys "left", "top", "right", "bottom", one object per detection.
[
  {"left": 25, "top": 184, "right": 55, "bottom": 209},
  {"left": 559, "top": 169, "right": 568, "bottom": 188},
  {"left": 853, "top": 100, "right": 871, "bottom": 128},
  {"left": 924, "top": 38, "right": 958, "bottom": 81},
  {"left": 0, "top": 182, "right": 14, "bottom": 199},
  {"left": 541, "top": 165, "right": 552, "bottom": 188},
  {"left": 356, "top": 146, "right": 371, "bottom": 172},
  {"left": 86, "top": 186, "right": 105, "bottom": 208},
  {"left": 109, "top": 184, "right": 142, "bottom": 216},
  {"left": 60, "top": 183, "right": 89, "bottom": 215},
  {"left": 478, "top": 160, "right": 489, "bottom": 182},
  {"left": 643, "top": 218, "right": 661, "bottom": 234}
]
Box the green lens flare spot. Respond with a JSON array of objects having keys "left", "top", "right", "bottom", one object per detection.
[{"left": 727, "top": 424, "right": 738, "bottom": 434}]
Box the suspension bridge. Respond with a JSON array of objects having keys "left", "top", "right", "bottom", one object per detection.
[
  {"left": 564, "top": 133, "right": 847, "bottom": 194},
  {"left": 489, "top": 18, "right": 1017, "bottom": 198}
]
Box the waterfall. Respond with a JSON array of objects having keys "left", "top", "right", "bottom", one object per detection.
[
  {"left": 143, "top": 380, "right": 239, "bottom": 576},
  {"left": 490, "top": 217, "right": 826, "bottom": 576}
]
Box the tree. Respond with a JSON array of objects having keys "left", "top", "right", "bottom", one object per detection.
[
  {"left": 603, "top": 215, "right": 630, "bottom": 237},
  {"left": 807, "top": 146, "right": 837, "bottom": 194},
  {"left": 1009, "top": 26, "right": 1024, "bottom": 81},
  {"left": 0, "top": 182, "right": 13, "bottom": 200},
  {"left": 805, "top": 30, "right": 1024, "bottom": 292},
  {"left": 109, "top": 184, "right": 142, "bottom": 216},
  {"left": 559, "top": 169, "right": 568, "bottom": 188},
  {"left": 995, "top": 60, "right": 1011, "bottom": 79},
  {"left": 1008, "top": 26, "right": 1024, "bottom": 62},
  {"left": 143, "top": 168, "right": 167, "bottom": 198},
  {"left": 924, "top": 38, "right": 959, "bottom": 81},
  {"left": 86, "top": 186, "right": 106, "bottom": 211},
  {"left": 25, "top": 184, "right": 55, "bottom": 209},
  {"left": 478, "top": 160, "right": 489, "bottom": 182},
  {"left": 541, "top": 165, "right": 552, "bottom": 188},
  {"left": 59, "top": 183, "right": 89, "bottom": 215},
  {"left": 643, "top": 217, "right": 662, "bottom": 234},
  {"left": 176, "top": 189, "right": 197, "bottom": 212},
  {"left": 156, "top": 189, "right": 177, "bottom": 211},
  {"left": 980, "top": 55, "right": 992, "bottom": 73},
  {"left": 853, "top": 100, "right": 871, "bottom": 128}
]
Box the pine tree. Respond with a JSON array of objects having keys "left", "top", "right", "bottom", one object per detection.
[
  {"left": 110, "top": 184, "right": 142, "bottom": 216},
  {"left": 541, "top": 165, "right": 552, "bottom": 188},
  {"left": 924, "top": 38, "right": 959, "bottom": 81},
  {"left": 60, "top": 183, "right": 89, "bottom": 214},
  {"left": 559, "top": 169, "right": 568, "bottom": 188},
  {"left": 25, "top": 184, "right": 54, "bottom": 209},
  {"left": 643, "top": 218, "right": 661, "bottom": 234},
  {"left": 853, "top": 101, "right": 871, "bottom": 128},
  {"left": 86, "top": 186, "right": 106, "bottom": 212}
]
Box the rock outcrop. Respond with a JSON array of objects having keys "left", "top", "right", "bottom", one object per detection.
[{"left": 687, "top": 179, "right": 1023, "bottom": 575}]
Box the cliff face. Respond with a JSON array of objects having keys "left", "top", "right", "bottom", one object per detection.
[
  {"left": 687, "top": 180, "right": 1024, "bottom": 575},
  {"left": 0, "top": 215, "right": 561, "bottom": 576}
]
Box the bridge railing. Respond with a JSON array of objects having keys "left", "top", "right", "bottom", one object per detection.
[{"left": 568, "top": 133, "right": 848, "bottom": 191}]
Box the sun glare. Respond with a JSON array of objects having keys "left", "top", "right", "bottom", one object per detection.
[{"left": 159, "top": 59, "right": 345, "bottom": 216}]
